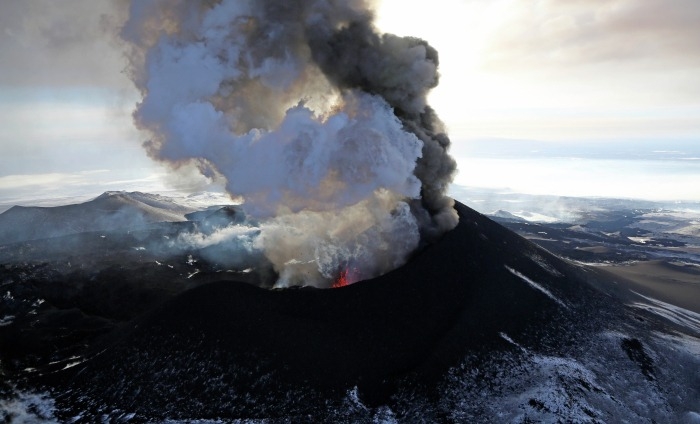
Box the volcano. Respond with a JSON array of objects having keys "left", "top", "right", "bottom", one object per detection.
[{"left": 1, "top": 196, "right": 698, "bottom": 422}]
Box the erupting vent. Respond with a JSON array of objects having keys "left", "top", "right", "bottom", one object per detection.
[
  {"left": 332, "top": 269, "right": 351, "bottom": 289},
  {"left": 120, "top": 0, "right": 458, "bottom": 288}
]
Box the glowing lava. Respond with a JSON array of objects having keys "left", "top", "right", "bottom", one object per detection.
[{"left": 332, "top": 269, "right": 351, "bottom": 288}]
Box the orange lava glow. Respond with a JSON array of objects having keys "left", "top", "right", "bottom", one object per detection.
[{"left": 332, "top": 269, "right": 350, "bottom": 288}]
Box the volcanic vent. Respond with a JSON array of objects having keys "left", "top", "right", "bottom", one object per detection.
[{"left": 120, "top": 0, "right": 457, "bottom": 287}]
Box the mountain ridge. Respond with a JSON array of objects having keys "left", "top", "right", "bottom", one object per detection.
[{"left": 0, "top": 191, "right": 198, "bottom": 243}]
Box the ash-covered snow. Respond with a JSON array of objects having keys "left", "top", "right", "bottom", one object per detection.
[
  {"left": 28, "top": 319, "right": 691, "bottom": 422},
  {"left": 435, "top": 329, "right": 700, "bottom": 423},
  {"left": 0, "top": 390, "right": 58, "bottom": 424},
  {"left": 528, "top": 253, "right": 564, "bottom": 277},
  {"left": 630, "top": 291, "right": 700, "bottom": 334}
]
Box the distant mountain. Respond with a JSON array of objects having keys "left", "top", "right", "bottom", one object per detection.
[
  {"left": 0, "top": 191, "right": 198, "bottom": 243},
  {"left": 1, "top": 200, "right": 697, "bottom": 422},
  {"left": 491, "top": 209, "right": 527, "bottom": 222}
]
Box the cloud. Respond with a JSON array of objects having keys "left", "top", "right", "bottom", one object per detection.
[
  {"left": 0, "top": 172, "right": 99, "bottom": 190},
  {"left": 0, "top": 169, "right": 172, "bottom": 211},
  {"left": 483, "top": 0, "right": 700, "bottom": 70},
  {"left": 0, "top": 0, "right": 130, "bottom": 89}
]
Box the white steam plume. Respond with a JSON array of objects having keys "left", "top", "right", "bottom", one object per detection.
[{"left": 121, "top": 0, "right": 457, "bottom": 287}]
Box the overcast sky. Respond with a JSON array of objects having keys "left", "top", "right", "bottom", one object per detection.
[
  {"left": 1, "top": 0, "right": 699, "bottom": 203},
  {"left": 378, "top": 0, "right": 700, "bottom": 141}
]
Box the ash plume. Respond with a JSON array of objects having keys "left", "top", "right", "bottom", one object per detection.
[{"left": 120, "top": 0, "right": 457, "bottom": 287}]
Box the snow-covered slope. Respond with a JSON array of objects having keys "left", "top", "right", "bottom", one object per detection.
[{"left": 0, "top": 191, "right": 199, "bottom": 243}]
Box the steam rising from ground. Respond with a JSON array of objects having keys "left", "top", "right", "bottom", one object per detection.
[
  {"left": 180, "top": 191, "right": 419, "bottom": 287},
  {"left": 121, "top": 0, "right": 457, "bottom": 287}
]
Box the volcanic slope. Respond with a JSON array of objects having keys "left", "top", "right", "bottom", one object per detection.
[
  {"left": 0, "top": 191, "right": 197, "bottom": 244},
  {"left": 4, "top": 201, "right": 700, "bottom": 422}
]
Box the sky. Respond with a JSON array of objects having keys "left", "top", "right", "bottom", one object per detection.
[{"left": 0, "top": 0, "right": 699, "bottom": 206}]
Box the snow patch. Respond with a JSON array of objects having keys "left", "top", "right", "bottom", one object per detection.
[
  {"left": 511, "top": 211, "right": 560, "bottom": 223},
  {"left": 500, "top": 332, "right": 526, "bottom": 352},
  {"left": 529, "top": 253, "right": 564, "bottom": 277},
  {"left": 0, "top": 315, "right": 15, "bottom": 326},
  {"left": 505, "top": 266, "right": 568, "bottom": 309},
  {"left": 444, "top": 352, "right": 605, "bottom": 423},
  {"left": 0, "top": 390, "right": 58, "bottom": 424},
  {"left": 684, "top": 411, "right": 700, "bottom": 423},
  {"left": 630, "top": 291, "right": 700, "bottom": 334},
  {"left": 652, "top": 332, "right": 700, "bottom": 356},
  {"left": 342, "top": 387, "right": 398, "bottom": 423}
]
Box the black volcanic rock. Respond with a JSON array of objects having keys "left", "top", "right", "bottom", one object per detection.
[
  {"left": 2, "top": 201, "right": 699, "bottom": 422},
  {"left": 34, "top": 202, "right": 618, "bottom": 419}
]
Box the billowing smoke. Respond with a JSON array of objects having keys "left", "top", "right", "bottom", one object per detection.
[{"left": 120, "top": 0, "right": 457, "bottom": 287}]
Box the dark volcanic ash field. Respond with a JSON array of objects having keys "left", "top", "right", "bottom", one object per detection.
[{"left": 1, "top": 192, "right": 699, "bottom": 422}]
